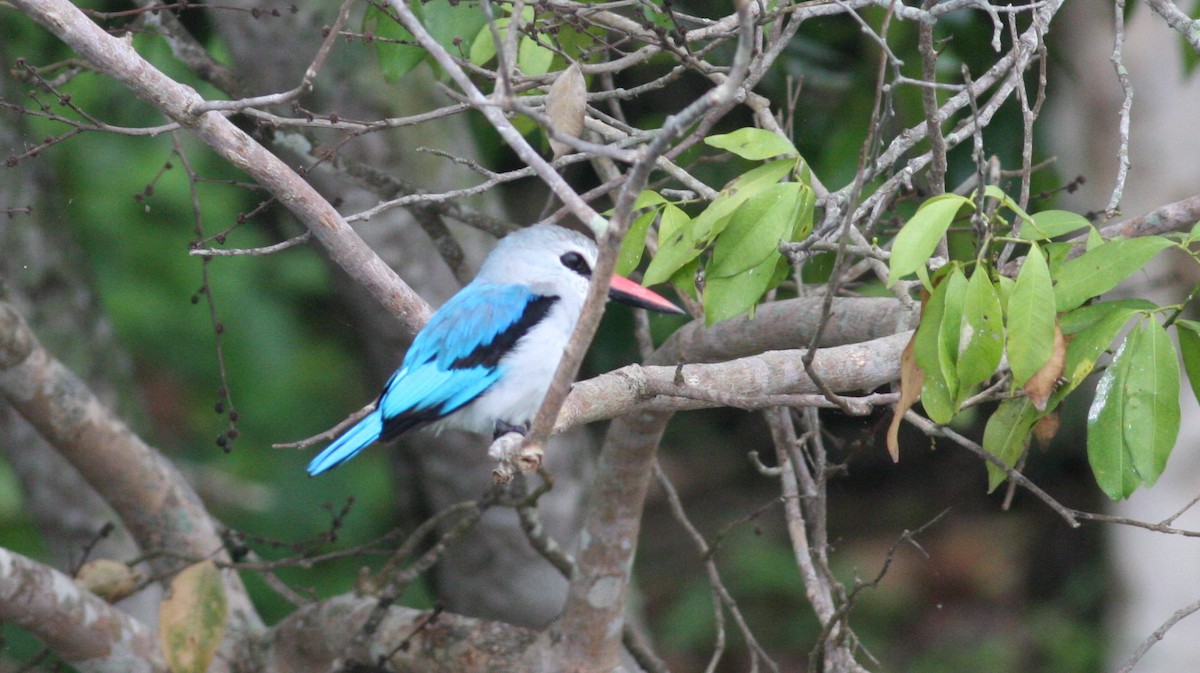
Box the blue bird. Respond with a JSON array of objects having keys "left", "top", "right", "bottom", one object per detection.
[{"left": 307, "top": 224, "right": 683, "bottom": 475}]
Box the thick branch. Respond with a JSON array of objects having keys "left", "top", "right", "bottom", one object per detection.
[
  {"left": 0, "top": 547, "right": 167, "bottom": 673},
  {"left": 11, "top": 0, "right": 431, "bottom": 335},
  {"left": 265, "top": 594, "right": 540, "bottom": 673},
  {"left": 652, "top": 296, "right": 915, "bottom": 365},
  {"left": 558, "top": 331, "right": 911, "bottom": 432}
]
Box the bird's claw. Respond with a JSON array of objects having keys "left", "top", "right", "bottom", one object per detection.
[{"left": 489, "top": 432, "right": 543, "bottom": 483}]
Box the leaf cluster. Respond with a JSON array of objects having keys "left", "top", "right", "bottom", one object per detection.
[{"left": 890, "top": 191, "right": 1200, "bottom": 500}]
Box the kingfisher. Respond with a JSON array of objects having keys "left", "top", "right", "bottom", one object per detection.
[{"left": 307, "top": 224, "right": 683, "bottom": 475}]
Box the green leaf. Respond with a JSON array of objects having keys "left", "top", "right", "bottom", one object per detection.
[
  {"left": 643, "top": 160, "right": 792, "bottom": 285},
  {"left": 888, "top": 193, "right": 972, "bottom": 286},
  {"left": 518, "top": 35, "right": 554, "bottom": 76},
  {"left": 1041, "top": 241, "right": 1075, "bottom": 275},
  {"left": 159, "top": 560, "right": 228, "bottom": 673},
  {"left": 424, "top": 1, "right": 488, "bottom": 61},
  {"left": 983, "top": 398, "right": 1039, "bottom": 492},
  {"left": 642, "top": 203, "right": 694, "bottom": 286},
  {"left": 704, "top": 128, "right": 798, "bottom": 160},
  {"left": 914, "top": 278, "right": 956, "bottom": 424},
  {"left": 368, "top": 0, "right": 487, "bottom": 80},
  {"left": 704, "top": 253, "right": 780, "bottom": 324},
  {"left": 366, "top": 3, "right": 429, "bottom": 81},
  {"left": 616, "top": 208, "right": 658, "bottom": 276},
  {"left": 1185, "top": 220, "right": 1200, "bottom": 245},
  {"left": 708, "top": 183, "right": 800, "bottom": 277},
  {"left": 468, "top": 4, "right": 533, "bottom": 66},
  {"left": 1121, "top": 319, "right": 1181, "bottom": 487},
  {"left": 1086, "top": 333, "right": 1141, "bottom": 500},
  {"left": 792, "top": 184, "right": 815, "bottom": 241},
  {"left": 956, "top": 266, "right": 1004, "bottom": 403},
  {"left": 1084, "top": 318, "right": 1181, "bottom": 499},
  {"left": 1006, "top": 243, "right": 1056, "bottom": 387},
  {"left": 696, "top": 159, "right": 796, "bottom": 241},
  {"left": 1183, "top": 31, "right": 1200, "bottom": 77},
  {"left": 937, "top": 268, "right": 968, "bottom": 405},
  {"left": 994, "top": 275, "right": 1015, "bottom": 314},
  {"left": 1177, "top": 319, "right": 1200, "bottom": 406},
  {"left": 1055, "top": 303, "right": 1144, "bottom": 403},
  {"left": 1053, "top": 236, "right": 1174, "bottom": 312},
  {"left": 468, "top": 18, "right": 503, "bottom": 65},
  {"left": 980, "top": 185, "right": 1033, "bottom": 226},
  {"left": 1058, "top": 299, "right": 1156, "bottom": 335},
  {"left": 633, "top": 190, "right": 670, "bottom": 210},
  {"left": 1023, "top": 210, "right": 1091, "bottom": 241},
  {"left": 670, "top": 257, "right": 699, "bottom": 300}
]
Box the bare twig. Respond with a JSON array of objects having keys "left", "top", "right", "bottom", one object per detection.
[
  {"left": 1115, "top": 597, "right": 1200, "bottom": 673},
  {"left": 1105, "top": 0, "right": 1133, "bottom": 218}
]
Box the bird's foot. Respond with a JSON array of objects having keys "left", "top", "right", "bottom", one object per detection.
[
  {"left": 492, "top": 421, "right": 528, "bottom": 440},
  {"left": 489, "top": 427, "right": 542, "bottom": 484}
]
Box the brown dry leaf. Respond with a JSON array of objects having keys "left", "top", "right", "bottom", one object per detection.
[
  {"left": 888, "top": 333, "right": 925, "bottom": 462},
  {"left": 1023, "top": 323, "right": 1066, "bottom": 411},
  {"left": 545, "top": 61, "right": 587, "bottom": 159},
  {"left": 1032, "top": 411, "right": 1061, "bottom": 450},
  {"left": 75, "top": 558, "right": 144, "bottom": 603},
  {"left": 159, "top": 560, "right": 228, "bottom": 673}
]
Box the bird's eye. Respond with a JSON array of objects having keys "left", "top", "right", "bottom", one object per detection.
[{"left": 560, "top": 251, "right": 591, "bottom": 277}]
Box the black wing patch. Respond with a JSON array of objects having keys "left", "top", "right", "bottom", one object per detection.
[
  {"left": 449, "top": 295, "right": 558, "bottom": 369},
  {"left": 380, "top": 405, "right": 448, "bottom": 443}
]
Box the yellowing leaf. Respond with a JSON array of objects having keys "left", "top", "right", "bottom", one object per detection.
[
  {"left": 159, "top": 560, "right": 228, "bottom": 673},
  {"left": 1032, "top": 411, "right": 1060, "bottom": 450},
  {"left": 1022, "top": 323, "right": 1066, "bottom": 411},
  {"left": 545, "top": 62, "right": 587, "bottom": 158},
  {"left": 75, "top": 559, "right": 144, "bottom": 604},
  {"left": 888, "top": 335, "right": 924, "bottom": 462}
]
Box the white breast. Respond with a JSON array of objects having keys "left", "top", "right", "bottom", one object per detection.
[{"left": 440, "top": 292, "right": 584, "bottom": 434}]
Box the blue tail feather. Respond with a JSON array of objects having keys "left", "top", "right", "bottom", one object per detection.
[{"left": 307, "top": 410, "right": 384, "bottom": 476}]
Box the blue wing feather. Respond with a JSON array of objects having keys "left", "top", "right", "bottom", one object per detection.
[
  {"left": 306, "top": 409, "right": 383, "bottom": 475},
  {"left": 406, "top": 284, "right": 542, "bottom": 369},
  {"left": 309, "top": 284, "right": 555, "bottom": 475}
]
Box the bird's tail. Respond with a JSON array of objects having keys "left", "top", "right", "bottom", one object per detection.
[{"left": 307, "top": 410, "right": 384, "bottom": 476}]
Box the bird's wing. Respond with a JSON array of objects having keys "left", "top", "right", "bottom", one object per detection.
[
  {"left": 376, "top": 284, "right": 558, "bottom": 440},
  {"left": 408, "top": 283, "right": 559, "bottom": 369}
]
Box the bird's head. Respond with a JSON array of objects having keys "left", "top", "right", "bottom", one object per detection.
[{"left": 477, "top": 224, "right": 683, "bottom": 315}]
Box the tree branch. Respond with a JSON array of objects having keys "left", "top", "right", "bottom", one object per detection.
[
  {"left": 0, "top": 300, "right": 263, "bottom": 651},
  {"left": 557, "top": 331, "right": 910, "bottom": 432},
  {"left": 0, "top": 547, "right": 167, "bottom": 673},
  {"left": 265, "top": 594, "right": 540, "bottom": 673},
  {"left": 11, "top": 0, "right": 432, "bottom": 335}
]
